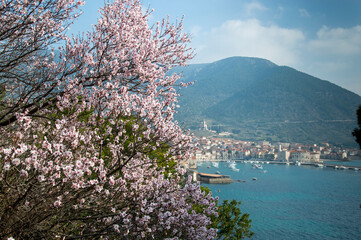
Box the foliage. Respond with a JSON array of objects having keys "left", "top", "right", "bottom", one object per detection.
[
  {"left": 215, "top": 200, "right": 253, "bottom": 239},
  {"left": 197, "top": 186, "right": 253, "bottom": 239},
  {"left": 0, "top": 0, "right": 219, "bottom": 239},
  {"left": 352, "top": 105, "right": 361, "bottom": 149}
]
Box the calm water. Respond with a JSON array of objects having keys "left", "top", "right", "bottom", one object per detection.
[{"left": 197, "top": 161, "right": 361, "bottom": 240}]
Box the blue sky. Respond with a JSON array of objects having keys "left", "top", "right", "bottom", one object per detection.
[{"left": 69, "top": 0, "right": 361, "bottom": 96}]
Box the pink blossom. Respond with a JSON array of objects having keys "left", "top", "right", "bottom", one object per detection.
[
  {"left": 12, "top": 158, "right": 21, "bottom": 166},
  {"left": 20, "top": 170, "right": 28, "bottom": 178},
  {"left": 54, "top": 200, "right": 62, "bottom": 207},
  {"left": 3, "top": 163, "right": 10, "bottom": 171},
  {"left": 38, "top": 175, "right": 45, "bottom": 182}
]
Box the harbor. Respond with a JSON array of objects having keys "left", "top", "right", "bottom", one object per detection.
[
  {"left": 185, "top": 158, "right": 361, "bottom": 185},
  {"left": 195, "top": 160, "right": 361, "bottom": 240}
]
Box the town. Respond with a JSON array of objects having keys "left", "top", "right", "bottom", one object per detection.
[{"left": 187, "top": 135, "right": 361, "bottom": 167}]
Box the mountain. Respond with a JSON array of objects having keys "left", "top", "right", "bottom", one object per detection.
[{"left": 173, "top": 57, "right": 361, "bottom": 147}]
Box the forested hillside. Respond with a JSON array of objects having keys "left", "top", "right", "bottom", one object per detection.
[{"left": 174, "top": 57, "right": 361, "bottom": 147}]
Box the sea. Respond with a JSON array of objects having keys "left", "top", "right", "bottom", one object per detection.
[{"left": 196, "top": 160, "right": 361, "bottom": 240}]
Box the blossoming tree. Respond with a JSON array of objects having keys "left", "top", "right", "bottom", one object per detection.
[{"left": 0, "top": 0, "right": 219, "bottom": 239}]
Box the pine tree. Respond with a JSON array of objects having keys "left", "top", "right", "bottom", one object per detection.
[{"left": 352, "top": 105, "right": 361, "bottom": 149}]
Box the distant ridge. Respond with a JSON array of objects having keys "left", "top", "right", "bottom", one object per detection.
[{"left": 173, "top": 57, "right": 361, "bottom": 147}]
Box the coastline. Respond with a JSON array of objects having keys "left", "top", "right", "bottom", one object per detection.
[{"left": 192, "top": 159, "right": 361, "bottom": 171}]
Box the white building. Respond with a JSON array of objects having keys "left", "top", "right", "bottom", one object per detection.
[
  {"left": 278, "top": 150, "right": 290, "bottom": 162},
  {"left": 202, "top": 119, "right": 208, "bottom": 131}
]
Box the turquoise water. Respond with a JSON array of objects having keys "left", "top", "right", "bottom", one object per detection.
[{"left": 197, "top": 161, "right": 361, "bottom": 240}]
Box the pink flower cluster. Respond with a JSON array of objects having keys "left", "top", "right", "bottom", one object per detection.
[{"left": 0, "top": 0, "right": 218, "bottom": 238}]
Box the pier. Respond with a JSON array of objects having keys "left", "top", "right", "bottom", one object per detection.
[
  {"left": 188, "top": 170, "right": 232, "bottom": 184},
  {"left": 301, "top": 162, "right": 360, "bottom": 170}
]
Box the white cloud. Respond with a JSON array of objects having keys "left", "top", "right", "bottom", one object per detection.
[
  {"left": 299, "top": 8, "right": 310, "bottom": 18},
  {"left": 301, "top": 25, "right": 361, "bottom": 95},
  {"left": 244, "top": 1, "right": 267, "bottom": 16},
  {"left": 192, "top": 19, "right": 305, "bottom": 66},
  {"left": 308, "top": 25, "right": 361, "bottom": 56}
]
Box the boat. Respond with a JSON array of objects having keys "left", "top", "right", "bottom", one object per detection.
[
  {"left": 228, "top": 160, "right": 236, "bottom": 168},
  {"left": 295, "top": 161, "right": 301, "bottom": 166},
  {"left": 252, "top": 163, "right": 263, "bottom": 170},
  {"left": 212, "top": 162, "right": 219, "bottom": 168},
  {"left": 252, "top": 177, "right": 258, "bottom": 181},
  {"left": 339, "top": 166, "right": 348, "bottom": 170},
  {"left": 215, "top": 171, "right": 220, "bottom": 174},
  {"left": 235, "top": 179, "right": 246, "bottom": 183},
  {"left": 316, "top": 163, "right": 324, "bottom": 168},
  {"left": 227, "top": 160, "right": 240, "bottom": 172}
]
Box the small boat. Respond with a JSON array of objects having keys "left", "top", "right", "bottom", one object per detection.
[
  {"left": 252, "top": 177, "right": 258, "bottom": 181},
  {"left": 212, "top": 162, "right": 219, "bottom": 168},
  {"left": 235, "top": 180, "right": 246, "bottom": 183},
  {"left": 316, "top": 163, "right": 324, "bottom": 168},
  {"left": 215, "top": 171, "right": 220, "bottom": 174},
  {"left": 228, "top": 161, "right": 236, "bottom": 168},
  {"left": 231, "top": 167, "right": 240, "bottom": 172},
  {"left": 252, "top": 164, "right": 263, "bottom": 169}
]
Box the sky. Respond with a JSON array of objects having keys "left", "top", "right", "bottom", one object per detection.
[{"left": 69, "top": 0, "right": 361, "bottom": 96}]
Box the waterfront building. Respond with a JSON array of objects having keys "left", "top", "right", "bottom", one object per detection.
[
  {"left": 310, "top": 152, "right": 321, "bottom": 162},
  {"left": 239, "top": 150, "right": 251, "bottom": 159},
  {"left": 264, "top": 153, "right": 277, "bottom": 161},
  {"left": 190, "top": 136, "right": 360, "bottom": 163},
  {"left": 278, "top": 150, "right": 290, "bottom": 162},
  {"left": 290, "top": 150, "right": 311, "bottom": 162},
  {"left": 221, "top": 150, "right": 229, "bottom": 160}
]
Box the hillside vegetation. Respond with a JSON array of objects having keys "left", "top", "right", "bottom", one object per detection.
[{"left": 174, "top": 57, "right": 361, "bottom": 147}]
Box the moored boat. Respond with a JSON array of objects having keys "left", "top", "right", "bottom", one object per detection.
[{"left": 252, "top": 163, "right": 263, "bottom": 169}]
